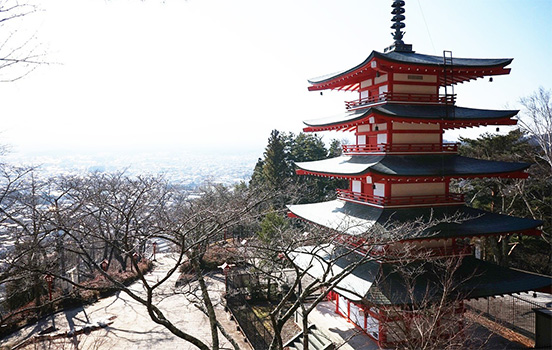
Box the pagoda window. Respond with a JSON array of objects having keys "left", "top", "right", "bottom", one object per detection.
[
  {"left": 366, "top": 311, "right": 380, "bottom": 340},
  {"left": 373, "top": 183, "right": 385, "bottom": 197},
  {"left": 474, "top": 238, "right": 482, "bottom": 259},
  {"left": 338, "top": 294, "right": 348, "bottom": 317},
  {"left": 376, "top": 133, "right": 387, "bottom": 144},
  {"left": 357, "top": 134, "right": 367, "bottom": 145},
  {"left": 360, "top": 89, "right": 369, "bottom": 100},
  {"left": 378, "top": 84, "right": 389, "bottom": 95},
  {"left": 351, "top": 180, "right": 362, "bottom": 193},
  {"left": 350, "top": 302, "right": 364, "bottom": 329}
]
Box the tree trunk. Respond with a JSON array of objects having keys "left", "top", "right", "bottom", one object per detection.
[{"left": 191, "top": 254, "right": 220, "bottom": 350}]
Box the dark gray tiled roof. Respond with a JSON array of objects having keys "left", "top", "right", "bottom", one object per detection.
[
  {"left": 308, "top": 51, "right": 512, "bottom": 84},
  {"left": 372, "top": 256, "right": 552, "bottom": 305},
  {"left": 295, "top": 154, "right": 530, "bottom": 177},
  {"left": 287, "top": 200, "right": 543, "bottom": 239},
  {"left": 293, "top": 245, "right": 552, "bottom": 305},
  {"left": 379, "top": 51, "right": 512, "bottom": 68},
  {"left": 303, "top": 104, "right": 518, "bottom": 128}
]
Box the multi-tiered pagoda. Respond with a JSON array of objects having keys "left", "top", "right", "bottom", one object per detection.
[{"left": 287, "top": 1, "right": 552, "bottom": 347}]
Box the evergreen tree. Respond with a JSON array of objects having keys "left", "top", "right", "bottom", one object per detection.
[
  {"left": 261, "top": 130, "right": 292, "bottom": 190},
  {"left": 328, "top": 138, "right": 343, "bottom": 157},
  {"left": 456, "top": 129, "right": 551, "bottom": 273},
  {"left": 249, "top": 158, "right": 265, "bottom": 187},
  {"left": 288, "top": 133, "right": 327, "bottom": 163}
]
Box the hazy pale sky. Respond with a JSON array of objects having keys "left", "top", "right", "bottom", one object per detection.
[{"left": 1, "top": 0, "right": 551, "bottom": 157}]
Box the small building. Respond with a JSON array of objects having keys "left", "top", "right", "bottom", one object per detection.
[{"left": 287, "top": 1, "right": 552, "bottom": 348}]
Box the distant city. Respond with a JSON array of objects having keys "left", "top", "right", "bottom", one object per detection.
[{"left": 4, "top": 149, "right": 261, "bottom": 189}]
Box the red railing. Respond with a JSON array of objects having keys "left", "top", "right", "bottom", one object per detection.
[
  {"left": 342, "top": 143, "right": 458, "bottom": 154},
  {"left": 345, "top": 92, "right": 456, "bottom": 110},
  {"left": 333, "top": 234, "right": 473, "bottom": 258},
  {"left": 337, "top": 189, "right": 465, "bottom": 207},
  {"left": 333, "top": 234, "right": 371, "bottom": 256}
]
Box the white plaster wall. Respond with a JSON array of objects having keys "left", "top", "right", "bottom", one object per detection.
[
  {"left": 393, "top": 122, "right": 440, "bottom": 130},
  {"left": 391, "top": 182, "right": 445, "bottom": 196},
  {"left": 392, "top": 133, "right": 440, "bottom": 144},
  {"left": 393, "top": 84, "right": 438, "bottom": 94},
  {"left": 393, "top": 73, "right": 438, "bottom": 83}
]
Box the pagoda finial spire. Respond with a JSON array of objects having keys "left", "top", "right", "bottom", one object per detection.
[{"left": 385, "top": 0, "right": 414, "bottom": 53}]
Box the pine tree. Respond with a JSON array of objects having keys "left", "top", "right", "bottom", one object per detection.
[{"left": 262, "top": 130, "right": 292, "bottom": 190}]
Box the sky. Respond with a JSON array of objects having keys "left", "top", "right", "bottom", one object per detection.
[{"left": 1, "top": 0, "right": 551, "bottom": 159}]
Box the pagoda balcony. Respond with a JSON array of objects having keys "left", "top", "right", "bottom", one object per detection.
[
  {"left": 333, "top": 234, "right": 473, "bottom": 258},
  {"left": 337, "top": 189, "right": 465, "bottom": 207},
  {"left": 342, "top": 142, "right": 458, "bottom": 155},
  {"left": 345, "top": 92, "right": 456, "bottom": 110}
]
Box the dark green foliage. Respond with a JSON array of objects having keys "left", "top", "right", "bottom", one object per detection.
[
  {"left": 258, "top": 210, "right": 288, "bottom": 243},
  {"left": 287, "top": 132, "right": 327, "bottom": 163},
  {"left": 328, "top": 138, "right": 343, "bottom": 157},
  {"left": 261, "top": 130, "right": 292, "bottom": 190},
  {"left": 457, "top": 129, "right": 551, "bottom": 274},
  {"left": 250, "top": 129, "right": 347, "bottom": 208}
]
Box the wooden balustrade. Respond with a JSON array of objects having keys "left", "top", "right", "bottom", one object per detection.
[
  {"left": 341, "top": 143, "right": 458, "bottom": 154},
  {"left": 333, "top": 233, "right": 473, "bottom": 258},
  {"left": 345, "top": 92, "right": 456, "bottom": 110},
  {"left": 337, "top": 189, "right": 465, "bottom": 207}
]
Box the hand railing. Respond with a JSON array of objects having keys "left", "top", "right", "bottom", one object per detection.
[
  {"left": 345, "top": 92, "right": 456, "bottom": 109},
  {"left": 337, "top": 189, "right": 465, "bottom": 207},
  {"left": 341, "top": 143, "right": 458, "bottom": 154}
]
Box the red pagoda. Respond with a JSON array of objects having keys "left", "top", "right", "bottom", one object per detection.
[{"left": 287, "top": 1, "right": 552, "bottom": 347}]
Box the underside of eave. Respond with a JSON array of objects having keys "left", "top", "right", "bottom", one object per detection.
[
  {"left": 303, "top": 116, "right": 518, "bottom": 133},
  {"left": 295, "top": 168, "right": 530, "bottom": 180},
  {"left": 308, "top": 57, "right": 512, "bottom": 92}
]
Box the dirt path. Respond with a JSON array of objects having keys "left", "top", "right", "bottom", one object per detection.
[{"left": 1, "top": 253, "right": 251, "bottom": 350}]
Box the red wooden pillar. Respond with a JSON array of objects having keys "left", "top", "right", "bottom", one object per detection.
[
  {"left": 379, "top": 307, "right": 387, "bottom": 347},
  {"left": 384, "top": 179, "right": 392, "bottom": 198},
  {"left": 44, "top": 274, "right": 54, "bottom": 301}
]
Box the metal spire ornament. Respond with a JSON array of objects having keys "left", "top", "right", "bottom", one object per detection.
[{"left": 385, "top": 0, "right": 413, "bottom": 53}]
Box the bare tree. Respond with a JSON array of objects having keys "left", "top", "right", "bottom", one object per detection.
[
  {"left": 380, "top": 249, "right": 473, "bottom": 350},
  {"left": 46, "top": 175, "right": 269, "bottom": 350},
  {"left": 0, "top": 170, "right": 58, "bottom": 325},
  {"left": 517, "top": 88, "right": 552, "bottom": 271},
  {"left": 233, "top": 212, "right": 467, "bottom": 350},
  {"left": 0, "top": 0, "right": 45, "bottom": 81},
  {"left": 519, "top": 87, "right": 552, "bottom": 170}
]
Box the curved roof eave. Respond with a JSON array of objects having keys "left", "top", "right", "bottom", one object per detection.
[
  {"left": 302, "top": 104, "right": 519, "bottom": 129},
  {"left": 308, "top": 51, "right": 377, "bottom": 85},
  {"left": 295, "top": 155, "right": 531, "bottom": 178},
  {"left": 308, "top": 51, "right": 513, "bottom": 86},
  {"left": 373, "top": 51, "right": 513, "bottom": 69},
  {"left": 287, "top": 200, "right": 543, "bottom": 240}
]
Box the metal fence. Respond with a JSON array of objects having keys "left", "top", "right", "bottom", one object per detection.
[
  {"left": 466, "top": 293, "right": 548, "bottom": 338},
  {"left": 225, "top": 272, "right": 275, "bottom": 349},
  {"left": 226, "top": 292, "right": 273, "bottom": 350}
]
